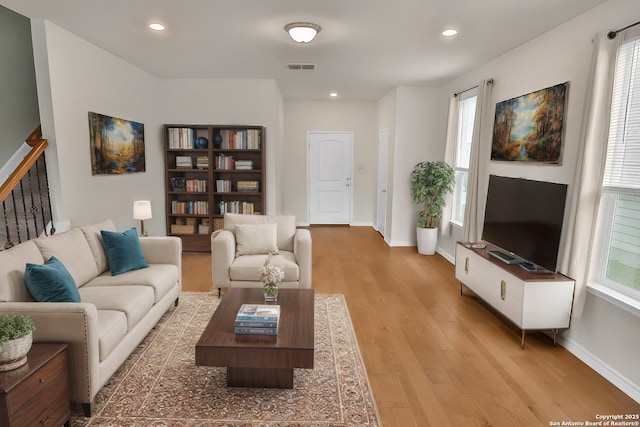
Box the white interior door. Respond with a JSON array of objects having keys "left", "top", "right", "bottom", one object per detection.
[
  {"left": 377, "top": 128, "right": 389, "bottom": 237},
  {"left": 308, "top": 132, "right": 353, "bottom": 224}
]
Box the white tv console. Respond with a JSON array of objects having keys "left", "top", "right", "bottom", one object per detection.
[{"left": 455, "top": 242, "right": 575, "bottom": 349}]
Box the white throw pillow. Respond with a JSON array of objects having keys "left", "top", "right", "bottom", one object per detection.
[{"left": 235, "top": 223, "right": 279, "bottom": 256}]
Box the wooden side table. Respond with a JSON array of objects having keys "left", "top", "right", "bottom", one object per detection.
[{"left": 0, "top": 343, "right": 70, "bottom": 427}]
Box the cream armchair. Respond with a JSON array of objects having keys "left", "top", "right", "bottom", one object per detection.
[{"left": 211, "top": 213, "right": 312, "bottom": 294}]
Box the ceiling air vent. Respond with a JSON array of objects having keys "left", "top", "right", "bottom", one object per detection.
[{"left": 287, "top": 63, "right": 316, "bottom": 70}]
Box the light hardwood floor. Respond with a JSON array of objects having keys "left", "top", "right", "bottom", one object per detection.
[{"left": 182, "top": 225, "right": 640, "bottom": 427}]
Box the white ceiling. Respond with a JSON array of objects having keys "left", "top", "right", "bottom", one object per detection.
[{"left": 1, "top": 0, "right": 609, "bottom": 101}]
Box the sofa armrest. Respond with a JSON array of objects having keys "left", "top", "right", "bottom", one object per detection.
[
  {"left": 139, "top": 236, "right": 182, "bottom": 266},
  {"left": 294, "top": 228, "right": 312, "bottom": 288},
  {"left": 0, "top": 302, "right": 100, "bottom": 404},
  {"left": 211, "top": 230, "right": 236, "bottom": 288}
]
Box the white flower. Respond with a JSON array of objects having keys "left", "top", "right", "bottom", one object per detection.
[{"left": 259, "top": 253, "right": 284, "bottom": 284}]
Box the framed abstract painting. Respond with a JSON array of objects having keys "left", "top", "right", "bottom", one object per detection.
[
  {"left": 490, "top": 82, "right": 568, "bottom": 164},
  {"left": 88, "top": 112, "right": 145, "bottom": 174}
]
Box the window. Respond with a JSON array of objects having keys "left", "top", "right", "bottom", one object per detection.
[
  {"left": 595, "top": 35, "right": 640, "bottom": 296},
  {"left": 451, "top": 89, "right": 477, "bottom": 225}
]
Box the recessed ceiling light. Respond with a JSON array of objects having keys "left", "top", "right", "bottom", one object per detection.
[
  {"left": 329, "top": 92, "right": 338, "bottom": 97},
  {"left": 442, "top": 29, "right": 458, "bottom": 37},
  {"left": 148, "top": 22, "right": 166, "bottom": 31}
]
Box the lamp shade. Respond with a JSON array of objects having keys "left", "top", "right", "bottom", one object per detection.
[
  {"left": 133, "top": 200, "right": 152, "bottom": 220},
  {"left": 285, "top": 22, "right": 321, "bottom": 43}
]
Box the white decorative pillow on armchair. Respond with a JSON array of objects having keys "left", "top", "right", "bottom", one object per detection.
[{"left": 235, "top": 223, "right": 279, "bottom": 255}]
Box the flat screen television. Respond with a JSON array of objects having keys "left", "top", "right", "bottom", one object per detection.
[{"left": 481, "top": 175, "right": 568, "bottom": 272}]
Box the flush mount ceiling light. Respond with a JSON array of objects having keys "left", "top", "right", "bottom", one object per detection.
[
  {"left": 329, "top": 92, "right": 338, "bottom": 98},
  {"left": 441, "top": 28, "right": 458, "bottom": 37},
  {"left": 148, "top": 22, "right": 166, "bottom": 31},
  {"left": 285, "top": 22, "right": 321, "bottom": 43}
]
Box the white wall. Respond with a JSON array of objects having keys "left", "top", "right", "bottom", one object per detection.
[
  {"left": 32, "top": 20, "right": 162, "bottom": 233},
  {"left": 31, "top": 21, "right": 284, "bottom": 234},
  {"left": 386, "top": 86, "right": 442, "bottom": 246},
  {"left": 437, "top": 0, "right": 640, "bottom": 402},
  {"left": 282, "top": 100, "right": 377, "bottom": 225}
]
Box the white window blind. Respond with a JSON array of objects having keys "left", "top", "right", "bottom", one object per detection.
[
  {"left": 603, "top": 36, "right": 640, "bottom": 195},
  {"left": 599, "top": 33, "right": 640, "bottom": 293}
]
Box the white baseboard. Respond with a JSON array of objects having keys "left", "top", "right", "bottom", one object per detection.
[
  {"left": 388, "top": 240, "right": 414, "bottom": 247},
  {"left": 349, "top": 221, "right": 375, "bottom": 227},
  {"left": 558, "top": 335, "right": 640, "bottom": 404},
  {"left": 437, "top": 247, "right": 455, "bottom": 264}
]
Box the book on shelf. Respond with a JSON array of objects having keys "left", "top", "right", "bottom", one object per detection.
[
  {"left": 247, "top": 129, "right": 261, "bottom": 149},
  {"left": 218, "top": 201, "right": 254, "bottom": 214},
  {"left": 236, "top": 180, "right": 259, "bottom": 192},
  {"left": 185, "top": 179, "right": 207, "bottom": 192},
  {"left": 218, "top": 129, "right": 261, "bottom": 150},
  {"left": 168, "top": 128, "right": 195, "bottom": 149},
  {"left": 175, "top": 155, "right": 192, "bottom": 168},
  {"left": 215, "top": 154, "right": 235, "bottom": 170},
  {"left": 171, "top": 200, "right": 209, "bottom": 215},
  {"left": 196, "top": 156, "right": 208, "bottom": 169},
  {"left": 234, "top": 326, "right": 278, "bottom": 336},
  {"left": 215, "top": 179, "right": 231, "bottom": 193},
  {"left": 235, "top": 304, "right": 280, "bottom": 321},
  {"left": 235, "top": 160, "right": 254, "bottom": 170}
]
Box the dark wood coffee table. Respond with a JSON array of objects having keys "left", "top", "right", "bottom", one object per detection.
[{"left": 195, "top": 288, "right": 314, "bottom": 388}]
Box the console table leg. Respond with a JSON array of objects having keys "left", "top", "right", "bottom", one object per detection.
[
  {"left": 553, "top": 329, "right": 558, "bottom": 346},
  {"left": 521, "top": 330, "right": 526, "bottom": 350}
]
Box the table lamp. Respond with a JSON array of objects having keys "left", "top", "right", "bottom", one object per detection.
[{"left": 133, "top": 200, "right": 152, "bottom": 237}]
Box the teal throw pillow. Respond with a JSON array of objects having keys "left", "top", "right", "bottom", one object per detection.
[
  {"left": 24, "top": 256, "right": 80, "bottom": 302},
  {"left": 101, "top": 227, "right": 149, "bottom": 276}
]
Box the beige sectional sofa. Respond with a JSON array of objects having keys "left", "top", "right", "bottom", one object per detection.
[{"left": 0, "top": 219, "right": 181, "bottom": 416}]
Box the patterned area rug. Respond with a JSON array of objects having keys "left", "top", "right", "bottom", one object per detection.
[{"left": 71, "top": 292, "right": 380, "bottom": 426}]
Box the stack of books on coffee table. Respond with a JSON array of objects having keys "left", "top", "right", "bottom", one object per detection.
[{"left": 234, "top": 304, "right": 280, "bottom": 336}]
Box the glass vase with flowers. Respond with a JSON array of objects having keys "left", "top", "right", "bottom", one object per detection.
[{"left": 259, "top": 253, "right": 284, "bottom": 302}]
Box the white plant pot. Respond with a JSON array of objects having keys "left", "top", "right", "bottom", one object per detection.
[{"left": 416, "top": 227, "right": 438, "bottom": 255}]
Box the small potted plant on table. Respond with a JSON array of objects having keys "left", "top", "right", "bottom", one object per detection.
[{"left": 0, "top": 314, "right": 35, "bottom": 371}]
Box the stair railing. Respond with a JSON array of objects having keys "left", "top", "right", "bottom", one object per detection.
[{"left": 0, "top": 126, "right": 55, "bottom": 249}]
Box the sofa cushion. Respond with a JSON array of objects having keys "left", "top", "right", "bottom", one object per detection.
[
  {"left": 96, "top": 310, "right": 127, "bottom": 362},
  {"left": 79, "top": 285, "right": 154, "bottom": 331},
  {"left": 24, "top": 256, "right": 80, "bottom": 302},
  {"left": 224, "top": 213, "right": 296, "bottom": 252},
  {"left": 230, "top": 251, "right": 299, "bottom": 282},
  {"left": 100, "top": 228, "right": 149, "bottom": 276},
  {"left": 235, "top": 223, "right": 279, "bottom": 255},
  {"left": 80, "top": 219, "right": 117, "bottom": 274},
  {"left": 83, "top": 264, "right": 179, "bottom": 303},
  {"left": 34, "top": 227, "right": 99, "bottom": 287},
  {"left": 0, "top": 240, "right": 43, "bottom": 302}
]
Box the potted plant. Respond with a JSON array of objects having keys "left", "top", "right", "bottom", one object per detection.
[
  {"left": 410, "top": 161, "right": 455, "bottom": 255},
  {"left": 0, "top": 314, "right": 35, "bottom": 371}
]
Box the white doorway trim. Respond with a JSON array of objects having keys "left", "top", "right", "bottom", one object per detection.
[{"left": 377, "top": 128, "right": 389, "bottom": 240}]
